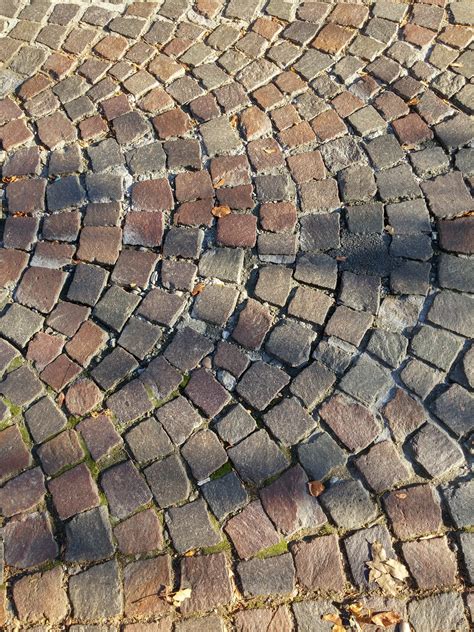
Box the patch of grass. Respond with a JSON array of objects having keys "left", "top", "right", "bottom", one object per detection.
[
  {"left": 201, "top": 539, "right": 232, "bottom": 555},
  {"left": 210, "top": 461, "right": 233, "bottom": 480},
  {"left": 256, "top": 539, "right": 288, "bottom": 559}
]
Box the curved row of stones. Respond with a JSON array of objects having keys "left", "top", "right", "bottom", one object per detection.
[{"left": 0, "top": 0, "right": 473, "bottom": 630}]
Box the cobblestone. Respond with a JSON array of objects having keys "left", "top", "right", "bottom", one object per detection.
[{"left": 0, "top": 0, "right": 472, "bottom": 625}]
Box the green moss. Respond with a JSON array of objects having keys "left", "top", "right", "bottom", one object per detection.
[
  {"left": 6, "top": 356, "right": 23, "bottom": 373},
  {"left": 210, "top": 461, "right": 233, "bottom": 480},
  {"left": 317, "top": 522, "right": 337, "bottom": 536},
  {"left": 3, "top": 398, "right": 22, "bottom": 418},
  {"left": 179, "top": 374, "right": 191, "bottom": 389},
  {"left": 201, "top": 539, "right": 231, "bottom": 555},
  {"left": 256, "top": 539, "right": 288, "bottom": 559}
]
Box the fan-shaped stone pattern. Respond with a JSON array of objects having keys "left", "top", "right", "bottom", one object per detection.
[{"left": 0, "top": 0, "right": 472, "bottom": 629}]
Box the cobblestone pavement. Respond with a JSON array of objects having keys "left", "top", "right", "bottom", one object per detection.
[{"left": 0, "top": 0, "right": 473, "bottom": 630}]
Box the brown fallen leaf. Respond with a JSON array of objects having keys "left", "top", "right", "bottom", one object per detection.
[
  {"left": 366, "top": 540, "right": 409, "bottom": 596},
  {"left": 211, "top": 205, "right": 231, "bottom": 218},
  {"left": 308, "top": 480, "right": 324, "bottom": 497},
  {"left": 56, "top": 392, "right": 65, "bottom": 407},
  {"left": 371, "top": 611, "right": 402, "bottom": 627},
  {"left": 2, "top": 175, "right": 19, "bottom": 183},
  {"left": 191, "top": 282, "right": 206, "bottom": 296},
  {"left": 335, "top": 255, "right": 347, "bottom": 262},
  {"left": 262, "top": 146, "right": 277, "bottom": 154},
  {"left": 322, "top": 613, "right": 345, "bottom": 631},
  {"left": 13, "top": 211, "right": 28, "bottom": 217},
  {"left": 214, "top": 177, "right": 226, "bottom": 188},
  {"left": 407, "top": 97, "right": 420, "bottom": 106}
]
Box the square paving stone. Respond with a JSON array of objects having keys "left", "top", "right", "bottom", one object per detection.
[
  {"left": 340, "top": 271, "right": 381, "bottom": 314},
  {"left": 67, "top": 263, "right": 109, "bottom": 307},
  {"left": 443, "top": 480, "right": 473, "bottom": 529},
  {"left": 254, "top": 266, "right": 293, "bottom": 307},
  {"left": 265, "top": 320, "right": 316, "bottom": 367},
  {"left": 112, "top": 249, "right": 158, "bottom": 288},
  {"left": 47, "top": 175, "right": 85, "bottom": 211},
  {"left": 228, "top": 429, "right": 289, "bottom": 485},
  {"left": 145, "top": 453, "right": 192, "bottom": 508},
  {"left": 409, "top": 423, "right": 464, "bottom": 478},
  {"left": 24, "top": 396, "right": 67, "bottom": 444},
  {"left": 91, "top": 347, "right": 138, "bottom": 391},
  {"left": 126, "top": 417, "right": 173, "bottom": 464},
  {"left": 101, "top": 460, "right": 152, "bottom": 519},
  {"left": 48, "top": 463, "right": 100, "bottom": 520},
  {"left": 325, "top": 305, "right": 373, "bottom": 347},
  {"left": 421, "top": 171, "right": 473, "bottom": 219},
  {"left": 410, "top": 326, "right": 463, "bottom": 371},
  {"left": 319, "top": 392, "right": 382, "bottom": 452},
  {"left": 113, "top": 508, "right": 163, "bottom": 556},
  {"left": 137, "top": 288, "right": 186, "bottom": 328},
  {"left": 288, "top": 286, "right": 334, "bottom": 325},
  {"left": 407, "top": 592, "right": 468, "bottom": 632},
  {"left": 0, "top": 303, "right": 44, "bottom": 347},
  {"left": 155, "top": 396, "right": 203, "bottom": 445},
  {"left": 402, "top": 537, "right": 458, "bottom": 590},
  {"left": 320, "top": 479, "right": 378, "bottom": 529},
  {"left": 294, "top": 253, "right": 338, "bottom": 289},
  {"left": 427, "top": 290, "right": 473, "bottom": 338},
  {"left": 431, "top": 384, "right": 473, "bottom": 438},
  {"left": 215, "top": 404, "right": 257, "bottom": 445},
  {"left": 139, "top": 356, "right": 182, "bottom": 401},
  {"left": 193, "top": 284, "right": 239, "bottom": 326},
  {"left": 263, "top": 397, "right": 316, "bottom": 445},
  {"left": 37, "top": 429, "right": 84, "bottom": 476},
  {"left": 291, "top": 534, "right": 346, "bottom": 592},
  {"left": 237, "top": 553, "right": 295, "bottom": 597},
  {"left": 232, "top": 299, "right": 272, "bottom": 350},
  {"left": 225, "top": 499, "right": 280, "bottom": 559},
  {"left": 118, "top": 316, "right": 162, "bottom": 360},
  {"left": 16, "top": 267, "right": 66, "bottom": 314},
  {"left": 201, "top": 472, "right": 249, "bottom": 521},
  {"left": 185, "top": 368, "right": 231, "bottom": 418},
  {"left": 237, "top": 362, "right": 290, "bottom": 411},
  {"left": 181, "top": 429, "right": 228, "bottom": 481},
  {"left": 4, "top": 512, "right": 58, "bottom": 570},
  {"left": 300, "top": 213, "right": 340, "bottom": 252},
  {"left": 0, "top": 365, "right": 44, "bottom": 406},
  {"left": 65, "top": 506, "right": 114, "bottom": 562},
  {"left": 260, "top": 464, "right": 327, "bottom": 536},
  {"left": 376, "top": 164, "right": 421, "bottom": 202},
  {"left": 69, "top": 560, "right": 123, "bottom": 620},
  {"left": 0, "top": 425, "right": 32, "bottom": 484},
  {"left": 93, "top": 285, "right": 140, "bottom": 332},
  {"left": 199, "top": 248, "right": 244, "bottom": 284},
  {"left": 77, "top": 414, "right": 123, "bottom": 462},
  {"left": 355, "top": 440, "right": 411, "bottom": 493},
  {"left": 339, "top": 354, "right": 392, "bottom": 405},
  {"left": 290, "top": 361, "right": 337, "bottom": 409},
  {"left": 179, "top": 552, "right": 233, "bottom": 616},
  {"left": 383, "top": 484, "right": 442, "bottom": 540},
  {"left": 298, "top": 432, "right": 347, "bottom": 481},
  {"left": 166, "top": 498, "right": 221, "bottom": 553},
  {"left": 106, "top": 379, "right": 153, "bottom": 426},
  {"left": 123, "top": 556, "right": 172, "bottom": 618}
]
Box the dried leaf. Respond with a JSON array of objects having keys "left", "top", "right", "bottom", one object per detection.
[
  {"left": 214, "top": 177, "right": 226, "bottom": 188},
  {"left": 211, "top": 205, "right": 231, "bottom": 218},
  {"left": 395, "top": 491, "right": 407, "bottom": 499},
  {"left": 13, "top": 211, "right": 27, "bottom": 217},
  {"left": 191, "top": 282, "right": 206, "bottom": 296},
  {"left": 262, "top": 146, "right": 277, "bottom": 154},
  {"left": 371, "top": 611, "right": 403, "bottom": 627},
  {"left": 322, "top": 613, "right": 343, "bottom": 625},
  {"left": 171, "top": 588, "right": 192, "bottom": 607},
  {"left": 407, "top": 97, "right": 420, "bottom": 106},
  {"left": 230, "top": 114, "right": 238, "bottom": 128},
  {"left": 308, "top": 480, "right": 324, "bottom": 497},
  {"left": 450, "top": 62, "right": 463, "bottom": 68},
  {"left": 366, "top": 540, "right": 409, "bottom": 596},
  {"left": 103, "top": 408, "right": 113, "bottom": 418},
  {"left": 56, "top": 393, "right": 65, "bottom": 407},
  {"left": 2, "top": 175, "right": 18, "bottom": 183},
  {"left": 184, "top": 549, "right": 196, "bottom": 557},
  {"left": 335, "top": 255, "right": 347, "bottom": 262}
]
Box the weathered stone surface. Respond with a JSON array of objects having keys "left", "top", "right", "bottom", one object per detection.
[{"left": 69, "top": 560, "right": 123, "bottom": 620}]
